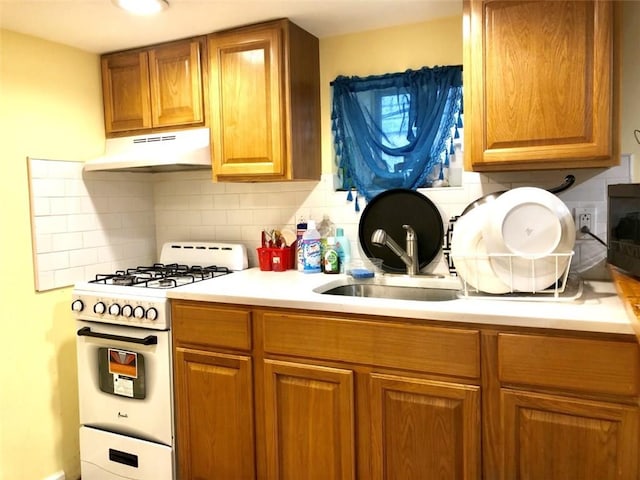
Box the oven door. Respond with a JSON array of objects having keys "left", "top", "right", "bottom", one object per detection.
[{"left": 76, "top": 320, "right": 173, "bottom": 446}]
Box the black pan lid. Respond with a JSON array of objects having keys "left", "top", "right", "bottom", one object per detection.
[{"left": 358, "top": 189, "right": 444, "bottom": 273}]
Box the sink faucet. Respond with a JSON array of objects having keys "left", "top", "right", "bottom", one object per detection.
[{"left": 371, "top": 224, "right": 418, "bottom": 276}]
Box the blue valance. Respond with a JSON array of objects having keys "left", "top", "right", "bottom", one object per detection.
[{"left": 331, "top": 65, "right": 463, "bottom": 208}]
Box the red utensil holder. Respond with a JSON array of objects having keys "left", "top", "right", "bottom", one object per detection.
[{"left": 257, "top": 242, "right": 296, "bottom": 271}]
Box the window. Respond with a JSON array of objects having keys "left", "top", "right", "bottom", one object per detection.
[{"left": 331, "top": 65, "right": 463, "bottom": 208}]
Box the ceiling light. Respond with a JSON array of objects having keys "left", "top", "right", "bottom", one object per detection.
[{"left": 113, "top": 0, "right": 169, "bottom": 15}]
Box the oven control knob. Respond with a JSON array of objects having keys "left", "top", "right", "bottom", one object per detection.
[
  {"left": 133, "top": 306, "right": 145, "bottom": 319},
  {"left": 71, "top": 299, "right": 84, "bottom": 312},
  {"left": 108, "top": 303, "right": 121, "bottom": 316},
  {"left": 94, "top": 302, "right": 106, "bottom": 315},
  {"left": 146, "top": 307, "right": 158, "bottom": 321},
  {"left": 121, "top": 305, "right": 133, "bottom": 318}
]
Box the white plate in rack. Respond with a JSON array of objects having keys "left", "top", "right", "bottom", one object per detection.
[
  {"left": 451, "top": 203, "right": 511, "bottom": 294},
  {"left": 482, "top": 187, "right": 575, "bottom": 291}
]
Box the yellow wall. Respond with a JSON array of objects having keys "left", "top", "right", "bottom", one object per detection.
[
  {"left": 0, "top": 30, "right": 103, "bottom": 480},
  {"left": 319, "top": 16, "right": 463, "bottom": 173}
]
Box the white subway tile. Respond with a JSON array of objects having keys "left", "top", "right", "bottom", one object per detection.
[
  {"left": 52, "top": 232, "right": 83, "bottom": 251},
  {"left": 69, "top": 248, "right": 99, "bottom": 267},
  {"left": 54, "top": 267, "right": 86, "bottom": 288},
  {"left": 30, "top": 197, "right": 51, "bottom": 216},
  {"left": 213, "top": 194, "right": 240, "bottom": 210},
  {"left": 201, "top": 209, "right": 227, "bottom": 225},
  {"left": 37, "top": 251, "right": 69, "bottom": 271},
  {"left": 34, "top": 215, "right": 68, "bottom": 234},
  {"left": 32, "top": 178, "right": 66, "bottom": 197}
]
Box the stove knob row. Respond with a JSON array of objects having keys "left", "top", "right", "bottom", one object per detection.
[{"left": 84, "top": 301, "right": 158, "bottom": 322}]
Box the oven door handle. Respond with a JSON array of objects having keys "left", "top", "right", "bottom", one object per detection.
[{"left": 76, "top": 326, "right": 158, "bottom": 345}]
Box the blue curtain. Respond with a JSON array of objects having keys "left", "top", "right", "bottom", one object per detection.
[{"left": 331, "top": 66, "right": 463, "bottom": 207}]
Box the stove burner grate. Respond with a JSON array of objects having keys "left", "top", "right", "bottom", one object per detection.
[{"left": 90, "top": 263, "right": 233, "bottom": 288}]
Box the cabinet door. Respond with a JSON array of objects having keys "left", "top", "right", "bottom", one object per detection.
[
  {"left": 174, "top": 347, "right": 255, "bottom": 480},
  {"left": 148, "top": 40, "right": 204, "bottom": 128},
  {"left": 263, "top": 359, "right": 355, "bottom": 480},
  {"left": 502, "top": 389, "right": 639, "bottom": 479},
  {"left": 101, "top": 51, "right": 152, "bottom": 134},
  {"left": 464, "top": 0, "right": 618, "bottom": 171},
  {"left": 208, "top": 25, "right": 285, "bottom": 179},
  {"left": 369, "top": 373, "right": 480, "bottom": 480}
]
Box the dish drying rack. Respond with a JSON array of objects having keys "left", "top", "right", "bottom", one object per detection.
[
  {"left": 454, "top": 252, "right": 583, "bottom": 301},
  {"left": 443, "top": 219, "right": 583, "bottom": 301}
]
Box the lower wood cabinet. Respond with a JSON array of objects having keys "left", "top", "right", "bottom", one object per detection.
[
  {"left": 369, "top": 373, "right": 480, "bottom": 479},
  {"left": 501, "top": 389, "right": 639, "bottom": 480},
  {"left": 262, "top": 359, "right": 355, "bottom": 480},
  {"left": 491, "top": 332, "right": 640, "bottom": 480},
  {"left": 171, "top": 300, "right": 640, "bottom": 480},
  {"left": 173, "top": 347, "right": 255, "bottom": 479}
]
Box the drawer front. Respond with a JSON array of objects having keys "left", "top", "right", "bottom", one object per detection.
[
  {"left": 173, "top": 301, "right": 251, "bottom": 351},
  {"left": 498, "top": 333, "right": 640, "bottom": 396},
  {"left": 260, "top": 311, "right": 480, "bottom": 379}
]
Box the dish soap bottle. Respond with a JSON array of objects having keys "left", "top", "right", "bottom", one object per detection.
[
  {"left": 301, "top": 220, "right": 321, "bottom": 274},
  {"left": 335, "top": 227, "right": 351, "bottom": 274},
  {"left": 323, "top": 237, "right": 340, "bottom": 274}
]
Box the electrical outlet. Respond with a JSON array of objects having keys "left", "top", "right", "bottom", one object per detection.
[{"left": 574, "top": 207, "right": 596, "bottom": 239}]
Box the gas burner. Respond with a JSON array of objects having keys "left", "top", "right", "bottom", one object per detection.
[{"left": 112, "top": 275, "right": 137, "bottom": 286}]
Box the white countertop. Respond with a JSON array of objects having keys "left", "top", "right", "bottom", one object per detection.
[{"left": 167, "top": 268, "right": 634, "bottom": 335}]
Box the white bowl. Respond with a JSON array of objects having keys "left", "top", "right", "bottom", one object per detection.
[
  {"left": 482, "top": 187, "right": 575, "bottom": 291},
  {"left": 451, "top": 204, "right": 511, "bottom": 294}
]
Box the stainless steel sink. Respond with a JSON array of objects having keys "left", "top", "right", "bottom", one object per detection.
[{"left": 314, "top": 275, "right": 461, "bottom": 302}]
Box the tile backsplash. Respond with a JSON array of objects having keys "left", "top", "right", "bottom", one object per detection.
[
  {"left": 27, "top": 158, "right": 156, "bottom": 291},
  {"left": 28, "top": 155, "right": 632, "bottom": 289},
  {"left": 154, "top": 155, "right": 632, "bottom": 278}
]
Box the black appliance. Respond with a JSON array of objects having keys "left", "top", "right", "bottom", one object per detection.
[{"left": 608, "top": 183, "right": 640, "bottom": 277}]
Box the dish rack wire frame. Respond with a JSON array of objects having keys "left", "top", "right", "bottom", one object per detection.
[
  {"left": 455, "top": 251, "right": 575, "bottom": 298},
  {"left": 442, "top": 215, "right": 575, "bottom": 298}
]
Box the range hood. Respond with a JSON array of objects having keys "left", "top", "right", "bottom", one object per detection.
[{"left": 84, "top": 127, "right": 211, "bottom": 172}]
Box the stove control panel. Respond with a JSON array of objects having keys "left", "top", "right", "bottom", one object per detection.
[{"left": 71, "top": 292, "right": 169, "bottom": 330}]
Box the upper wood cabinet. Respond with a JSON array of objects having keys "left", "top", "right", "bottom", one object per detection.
[
  {"left": 101, "top": 37, "right": 205, "bottom": 136},
  {"left": 463, "top": 0, "right": 620, "bottom": 172},
  {"left": 208, "top": 19, "right": 321, "bottom": 181}
]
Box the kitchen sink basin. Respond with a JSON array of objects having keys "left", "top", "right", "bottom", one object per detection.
[{"left": 314, "top": 275, "right": 461, "bottom": 302}]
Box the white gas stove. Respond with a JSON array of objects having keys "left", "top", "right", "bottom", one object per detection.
[{"left": 72, "top": 241, "right": 247, "bottom": 480}]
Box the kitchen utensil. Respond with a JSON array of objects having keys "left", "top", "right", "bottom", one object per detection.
[
  {"left": 280, "top": 228, "right": 297, "bottom": 247},
  {"left": 358, "top": 189, "right": 443, "bottom": 273},
  {"left": 460, "top": 174, "right": 575, "bottom": 216}
]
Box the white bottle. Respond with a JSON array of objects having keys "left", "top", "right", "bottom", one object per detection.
[{"left": 301, "top": 220, "right": 322, "bottom": 274}]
